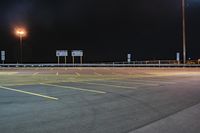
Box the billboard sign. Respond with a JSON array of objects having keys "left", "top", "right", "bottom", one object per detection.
[
  {"left": 56, "top": 50, "right": 68, "bottom": 57},
  {"left": 72, "top": 50, "right": 83, "bottom": 57},
  {"left": 1, "top": 51, "right": 5, "bottom": 61}
]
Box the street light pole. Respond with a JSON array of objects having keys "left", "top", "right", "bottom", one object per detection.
[
  {"left": 19, "top": 35, "right": 23, "bottom": 63},
  {"left": 15, "top": 27, "right": 26, "bottom": 64},
  {"left": 182, "top": 0, "right": 186, "bottom": 64}
]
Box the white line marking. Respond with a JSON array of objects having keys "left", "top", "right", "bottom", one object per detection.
[
  {"left": 0, "top": 86, "right": 58, "bottom": 100},
  {"left": 40, "top": 83, "right": 106, "bottom": 94}
]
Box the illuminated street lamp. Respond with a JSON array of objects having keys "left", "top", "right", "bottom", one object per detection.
[
  {"left": 182, "top": 0, "right": 186, "bottom": 64},
  {"left": 15, "top": 27, "right": 27, "bottom": 63}
]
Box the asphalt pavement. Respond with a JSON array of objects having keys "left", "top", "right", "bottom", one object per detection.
[{"left": 0, "top": 68, "right": 200, "bottom": 133}]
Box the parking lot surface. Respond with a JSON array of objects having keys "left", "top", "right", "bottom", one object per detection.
[{"left": 0, "top": 67, "right": 200, "bottom": 133}]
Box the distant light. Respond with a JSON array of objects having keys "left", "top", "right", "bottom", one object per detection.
[{"left": 15, "top": 27, "right": 27, "bottom": 37}]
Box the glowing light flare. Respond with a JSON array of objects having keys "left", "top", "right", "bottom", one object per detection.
[{"left": 15, "top": 27, "right": 27, "bottom": 37}]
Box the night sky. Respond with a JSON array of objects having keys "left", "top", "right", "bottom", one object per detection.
[{"left": 0, "top": 0, "right": 200, "bottom": 63}]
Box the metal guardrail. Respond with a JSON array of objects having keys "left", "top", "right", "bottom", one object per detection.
[
  {"left": 105, "top": 60, "right": 200, "bottom": 65},
  {"left": 0, "top": 63, "right": 200, "bottom": 67}
]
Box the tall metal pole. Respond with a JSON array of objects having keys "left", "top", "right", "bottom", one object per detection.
[
  {"left": 20, "top": 35, "right": 23, "bottom": 63},
  {"left": 182, "top": 0, "right": 186, "bottom": 64}
]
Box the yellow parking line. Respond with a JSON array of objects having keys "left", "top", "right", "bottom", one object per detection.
[
  {"left": 75, "top": 72, "right": 80, "bottom": 76},
  {"left": 33, "top": 72, "right": 39, "bottom": 76},
  {"left": 129, "top": 79, "right": 175, "bottom": 84},
  {"left": 8, "top": 72, "right": 18, "bottom": 75},
  {"left": 40, "top": 83, "right": 106, "bottom": 94},
  {"left": 82, "top": 82, "right": 137, "bottom": 89},
  {"left": 0, "top": 86, "right": 58, "bottom": 100},
  {"left": 91, "top": 68, "right": 96, "bottom": 70},
  {"left": 78, "top": 68, "right": 82, "bottom": 70},
  {"left": 94, "top": 72, "right": 103, "bottom": 76},
  {"left": 5, "top": 83, "right": 38, "bottom": 86},
  {"left": 0, "top": 72, "right": 18, "bottom": 75},
  {"left": 104, "top": 80, "right": 159, "bottom": 86}
]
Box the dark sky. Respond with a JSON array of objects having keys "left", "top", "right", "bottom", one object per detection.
[{"left": 0, "top": 0, "right": 200, "bottom": 63}]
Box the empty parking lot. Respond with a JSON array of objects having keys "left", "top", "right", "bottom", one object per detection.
[{"left": 0, "top": 67, "right": 200, "bottom": 133}]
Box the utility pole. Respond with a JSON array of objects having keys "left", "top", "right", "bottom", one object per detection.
[{"left": 182, "top": 0, "right": 186, "bottom": 64}]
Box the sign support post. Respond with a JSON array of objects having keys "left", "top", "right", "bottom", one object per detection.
[
  {"left": 64, "top": 56, "right": 67, "bottom": 64},
  {"left": 58, "top": 56, "right": 60, "bottom": 64},
  {"left": 72, "top": 56, "right": 75, "bottom": 64},
  {"left": 80, "top": 56, "right": 83, "bottom": 64}
]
